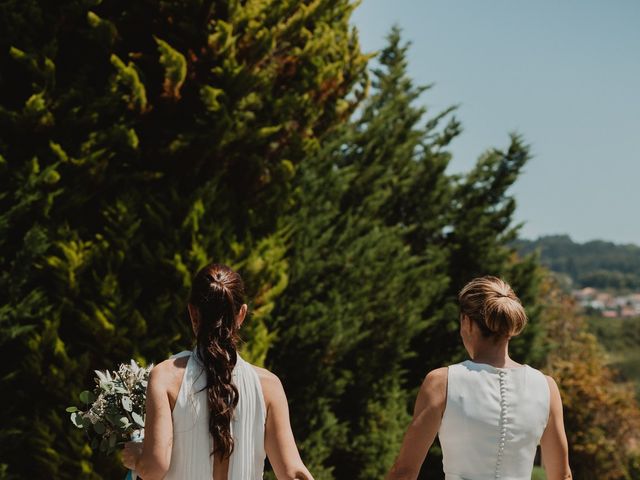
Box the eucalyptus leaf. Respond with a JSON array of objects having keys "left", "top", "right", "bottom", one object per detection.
[
  {"left": 79, "top": 390, "right": 95, "bottom": 404},
  {"left": 99, "top": 437, "right": 108, "bottom": 452},
  {"left": 70, "top": 412, "right": 83, "bottom": 428},
  {"left": 91, "top": 438, "right": 99, "bottom": 449},
  {"left": 95, "top": 370, "right": 108, "bottom": 384},
  {"left": 109, "top": 433, "right": 117, "bottom": 448},
  {"left": 131, "top": 412, "right": 145, "bottom": 427},
  {"left": 107, "top": 414, "right": 121, "bottom": 427},
  {"left": 121, "top": 396, "right": 133, "bottom": 412},
  {"left": 93, "top": 421, "right": 106, "bottom": 435}
]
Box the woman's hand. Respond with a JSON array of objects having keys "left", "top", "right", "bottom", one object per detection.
[{"left": 122, "top": 441, "right": 144, "bottom": 470}]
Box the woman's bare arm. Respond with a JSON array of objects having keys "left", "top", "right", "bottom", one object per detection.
[
  {"left": 386, "top": 368, "right": 448, "bottom": 480},
  {"left": 540, "top": 375, "right": 572, "bottom": 480},
  {"left": 122, "top": 361, "right": 174, "bottom": 480},
  {"left": 259, "top": 368, "right": 314, "bottom": 480}
]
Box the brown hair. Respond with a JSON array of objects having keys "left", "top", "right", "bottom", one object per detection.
[
  {"left": 458, "top": 275, "right": 527, "bottom": 338},
  {"left": 188, "top": 263, "right": 244, "bottom": 459}
]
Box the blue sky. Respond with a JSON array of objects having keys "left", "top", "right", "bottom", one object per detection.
[{"left": 351, "top": 0, "right": 640, "bottom": 244}]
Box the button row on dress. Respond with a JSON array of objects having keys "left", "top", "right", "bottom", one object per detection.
[{"left": 496, "top": 370, "right": 508, "bottom": 479}]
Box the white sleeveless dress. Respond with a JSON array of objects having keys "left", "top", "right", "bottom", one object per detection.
[
  {"left": 163, "top": 350, "right": 266, "bottom": 480},
  {"left": 438, "top": 360, "right": 550, "bottom": 480}
]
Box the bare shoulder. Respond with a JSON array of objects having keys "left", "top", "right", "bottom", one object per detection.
[
  {"left": 545, "top": 374, "right": 559, "bottom": 389},
  {"left": 150, "top": 356, "right": 189, "bottom": 390},
  {"left": 413, "top": 367, "right": 448, "bottom": 416},
  {"left": 252, "top": 364, "right": 277, "bottom": 380},
  {"left": 251, "top": 365, "right": 286, "bottom": 408},
  {"left": 154, "top": 356, "right": 188, "bottom": 374},
  {"left": 544, "top": 374, "right": 563, "bottom": 403},
  {"left": 251, "top": 365, "right": 282, "bottom": 389},
  {"left": 544, "top": 374, "right": 562, "bottom": 396},
  {"left": 421, "top": 367, "right": 448, "bottom": 394},
  {"left": 425, "top": 367, "right": 448, "bottom": 383}
]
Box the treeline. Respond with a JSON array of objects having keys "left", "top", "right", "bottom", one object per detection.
[
  {"left": 515, "top": 235, "right": 640, "bottom": 290},
  {"left": 588, "top": 315, "right": 640, "bottom": 400},
  {"left": 1, "top": 1, "right": 639, "bottom": 479}
]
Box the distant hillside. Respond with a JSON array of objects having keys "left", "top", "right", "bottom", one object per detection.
[{"left": 514, "top": 235, "right": 640, "bottom": 290}]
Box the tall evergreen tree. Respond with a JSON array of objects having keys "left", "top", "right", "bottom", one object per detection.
[
  {"left": 272, "top": 28, "right": 543, "bottom": 480},
  {"left": 413, "top": 134, "right": 543, "bottom": 479},
  {"left": 410, "top": 134, "right": 543, "bottom": 380},
  {"left": 270, "top": 29, "right": 457, "bottom": 480},
  {"left": 0, "top": 1, "right": 367, "bottom": 478}
]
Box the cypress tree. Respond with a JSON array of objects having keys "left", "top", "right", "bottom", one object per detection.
[
  {"left": 0, "top": 1, "right": 367, "bottom": 477},
  {"left": 272, "top": 28, "right": 543, "bottom": 480},
  {"left": 270, "top": 28, "right": 456, "bottom": 480},
  {"left": 410, "top": 134, "right": 543, "bottom": 377},
  {"left": 412, "top": 134, "right": 543, "bottom": 477}
]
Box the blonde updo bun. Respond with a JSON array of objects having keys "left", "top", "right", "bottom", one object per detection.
[{"left": 458, "top": 276, "right": 527, "bottom": 338}]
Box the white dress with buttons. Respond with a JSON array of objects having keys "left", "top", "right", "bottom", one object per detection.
[{"left": 438, "top": 360, "right": 550, "bottom": 480}]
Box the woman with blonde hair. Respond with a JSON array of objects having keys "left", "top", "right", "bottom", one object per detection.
[
  {"left": 387, "top": 275, "right": 572, "bottom": 480},
  {"left": 121, "top": 263, "right": 314, "bottom": 480}
]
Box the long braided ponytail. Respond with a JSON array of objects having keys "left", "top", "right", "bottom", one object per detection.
[{"left": 188, "top": 263, "right": 245, "bottom": 458}]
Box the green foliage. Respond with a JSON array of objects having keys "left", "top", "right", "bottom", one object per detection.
[
  {"left": 68, "top": 361, "right": 151, "bottom": 455},
  {"left": 420, "top": 133, "right": 544, "bottom": 367},
  {"left": 0, "top": 0, "right": 367, "bottom": 477},
  {"left": 2, "top": 1, "right": 602, "bottom": 478},
  {"left": 270, "top": 28, "right": 543, "bottom": 479},
  {"left": 515, "top": 235, "right": 640, "bottom": 290},
  {"left": 154, "top": 36, "right": 187, "bottom": 99},
  {"left": 587, "top": 315, "right": 640, "bottom": 400},
  {"left": 540, "top": 277, "right": 640, "bottom": 480},
  {"left": 531, "top": 466, "right": 547, "bottom": 480}
]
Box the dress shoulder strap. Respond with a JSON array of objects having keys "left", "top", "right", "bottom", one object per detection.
[{"left": 169, "top": 350, "right": 192, "bottom": 360}]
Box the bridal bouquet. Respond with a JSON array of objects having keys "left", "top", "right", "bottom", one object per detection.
[{"left": 67, "top": 359, "right": 152, "bottom": 477}]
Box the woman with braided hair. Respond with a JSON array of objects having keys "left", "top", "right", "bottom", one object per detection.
[
  {"left": 122, "top": 263, "right": 313, "bottom": 480},
  {"left": 386, "top": 276, "right": 572, "bottom": 480}
]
